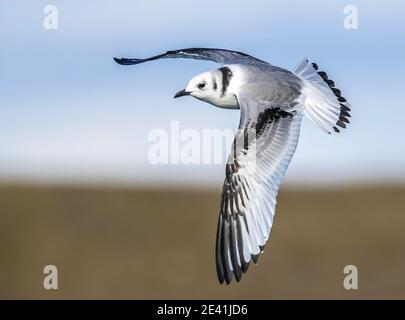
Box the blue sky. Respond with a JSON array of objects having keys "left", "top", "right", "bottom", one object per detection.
[{"left": 0, "top": 0, "right": 404, "bottom": 186}]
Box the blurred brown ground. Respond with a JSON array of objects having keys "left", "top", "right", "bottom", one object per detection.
[{"left": 0, "top": 183, "right": 404, "bottom": 299}]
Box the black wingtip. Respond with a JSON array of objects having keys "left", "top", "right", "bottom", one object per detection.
[
  {"left": 114, "top": 57, "right": 138, "bottom": 65},
  {"left": 114, "top": 57, "right": 123, "bottom": 64},
  {"left": 114, "top": 57, "right": 129, "bottom": 65},
  {"left": 252, "top": 253, "right": 260, "bottom": 264}
]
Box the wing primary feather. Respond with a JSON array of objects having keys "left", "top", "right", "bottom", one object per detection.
[
  {"left": 229, "top": 218, "right": 243, "bottom": 282},
  {"left": 113, "top": 53, "right": 167, "bottom": 65},
  {"left": 236, "top": 216, "right": 250, "bottom": 272},
  {"left": 215, "top": 214, "right": 225, "bottom": 284},
  {"left": 222, "top": 219, "right": 233, "bottom": 284},
  {"left": 252, "top": 253, "right": 260, "bottom": 264}
]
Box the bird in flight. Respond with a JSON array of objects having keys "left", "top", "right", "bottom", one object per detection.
[{"left": 114, "top": 48, "right": 351, "bottom": 284}]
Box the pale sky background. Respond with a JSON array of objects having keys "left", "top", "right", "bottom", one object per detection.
[{"left": 0, "top": 0, "right": 404, "bottom": 187}]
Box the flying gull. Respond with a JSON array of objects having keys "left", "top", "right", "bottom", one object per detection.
[{"left": 114, "top": 48, "right": 351, "bottom": 284}]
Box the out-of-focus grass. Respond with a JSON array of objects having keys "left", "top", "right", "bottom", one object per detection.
[{"left": 0, "top": 183, "right": 404, "bottom": 299}]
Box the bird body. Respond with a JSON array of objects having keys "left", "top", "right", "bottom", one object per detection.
[
  {"left": 182, "top": 63, "right": 303, "bottom": 111},
  {"left": 114, "top": 48, "right": 351, "bottom": 284}
]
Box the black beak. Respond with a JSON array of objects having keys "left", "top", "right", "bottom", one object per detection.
[{"left": 174, "top": 89, "right": 191, "bottom": 99}]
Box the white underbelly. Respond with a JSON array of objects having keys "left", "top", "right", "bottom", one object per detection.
[{"left": 207, "top": 94, "right": 239, "bottom": 109}]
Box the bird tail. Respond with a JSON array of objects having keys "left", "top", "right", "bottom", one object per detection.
[{"left": 292, "top": 58, "right": 351, "bottom": 134}]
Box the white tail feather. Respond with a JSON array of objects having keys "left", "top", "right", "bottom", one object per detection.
[{"left": 292, "top": 58, "right": 351, "bottom": 134}]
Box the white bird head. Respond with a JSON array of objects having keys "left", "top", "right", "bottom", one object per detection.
[{"left": 174, "top": 68, "right": 238, "bottom": 109}]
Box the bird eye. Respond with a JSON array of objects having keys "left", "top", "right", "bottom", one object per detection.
[{"left": 198, "top": 82, "right": 206, "bottom": 89}]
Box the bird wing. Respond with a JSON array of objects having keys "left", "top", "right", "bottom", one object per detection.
[
  {"left": 216, "top": 92, "right": 303, "bottom": 284},
  {"left": 114, "top": 48, "right": 268, "bottom": 66}
]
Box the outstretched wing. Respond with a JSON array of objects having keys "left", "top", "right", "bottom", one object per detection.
[
  {"left": 114, "top": 48, "right": 268, "bottom": 66},
  {"left": 216, "top": 94, "right": 303, "bottom": 284}
]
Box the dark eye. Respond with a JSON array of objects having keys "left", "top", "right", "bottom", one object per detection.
[{"left": 198, "top": 82, "right": 206, "bottom": 89}]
